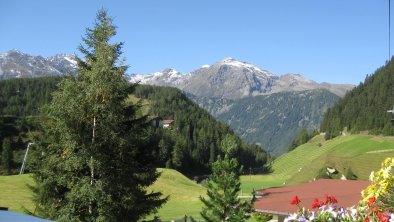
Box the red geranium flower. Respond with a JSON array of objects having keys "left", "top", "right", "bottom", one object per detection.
[
  {"left": 377, "top": 213, "right": 389, "bottom": 222},
  {"left": 290, "top": 195, "right": 301, "bottom": 205},
  {"left": 323, "top": 194, "right": 338, "bottom": 204},
  {"left": 366, "top": 196, "right": 376, "bottom": 206},
  {"left": 330, "top": 196, "right": 338, "bottom": 204},
  {"left": 324, "top": 194, "right": 330, "bottom": 204},
  {"left": 311, "top": 198, "right": 320, "bottom": 209}
]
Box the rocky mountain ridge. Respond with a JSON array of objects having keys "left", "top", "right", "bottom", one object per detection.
[
  {"left": 0, "top": 49, "right": 77, "bottom": 79},
  {"left": 131, "top": 57, "right": 354, "bottom": 99},
  {"left": 0, "top": 50, "right": 353, "bottom": 98}
]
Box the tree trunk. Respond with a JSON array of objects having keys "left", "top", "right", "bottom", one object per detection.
[{"left": 89, "top": 116, "right": 96, "bottom": 214}]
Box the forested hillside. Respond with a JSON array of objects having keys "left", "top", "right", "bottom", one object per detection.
[
  {"left": 134, "top": 85, "right": 270, "bottom": 174},
  {"left": 0, "top": 78, "right": 270, "bottom": 176},
  {"left": 0, "top": 77, "right": 62, "bottom": 174},
  {"left": 0, "top": 77, "right": 61, "bottom": 116},
  {"left": 321, "top": 59, "right": 394, "bottom": 137}
]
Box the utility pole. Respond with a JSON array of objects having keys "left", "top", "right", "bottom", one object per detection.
[{"left": 20, "top": 142, "right": 33, "bottom": 174}]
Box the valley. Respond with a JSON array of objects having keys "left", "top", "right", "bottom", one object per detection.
[{"left": 0, "top": 50, "right": 355, "bottom": 155}]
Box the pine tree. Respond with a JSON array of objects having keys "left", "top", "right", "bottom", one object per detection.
[
  {"left": 31, "top": 10, "right": 166, "bottom": 221},
  {"left": 199, "top": 136, "right": 251, "bottom": 222},
  {"left": 1, "top": 138, "right": 12, "bottom": 175}
]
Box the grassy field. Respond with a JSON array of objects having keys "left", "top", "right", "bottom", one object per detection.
[
  {"left": 0, "top": 169, "right": 206, "bottom": 221},
  {"left": 239, "top": 135, "right": 394, "bottom": 194},
  {"left": 0, "top": 174, "right": 34, "bottom": 213},
  {"left": 273, "top": 135, "right": 394, "bottom": 184},
  {"left": 1, "top": 134, "right": 394, "bottom": 221},
  {"left": 146, "top": 168, "right": 206, "bottom": 221}
]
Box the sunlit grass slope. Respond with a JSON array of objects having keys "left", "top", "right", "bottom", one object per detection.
[
  {"left": 0, "top": 169, "right": 206, "bottom": 221},
  {"left": 147, "top": 168, "right": 206, "bottom": 221},
  {"left": 0, "top": 174, "right": 34, "bottom": 213},
  {"left": 273, "top": 135, "right": 394, "bottom": 184},
  {"left": 241, "top": 135, "right": 394, "bottom": 194}
]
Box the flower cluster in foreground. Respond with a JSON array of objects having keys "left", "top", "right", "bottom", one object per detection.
[
  {"left": 285, "top": 194, "right": 394, "bottom": 222},
  {"left": 284, "top": 157, "right": 394, "bottom": 222}
]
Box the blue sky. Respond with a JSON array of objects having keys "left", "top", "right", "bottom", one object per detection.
[{"left": 0, "top": 1, "right": 390, "bottom": 84}]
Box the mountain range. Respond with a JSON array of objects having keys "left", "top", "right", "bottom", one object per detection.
[
  {"left": 130, "top": 57, "right": 353, "bottom": 99},
  {"left": 0, "top": 49, "right": 77, "bottom": 79},
  {"left": 0, "top": 50, "right": 352, "bottom": 99},
  {"left": 0, "top": 49, "right": 354, "bottom": 155},
  {"left": 130, "top": 57, "right": 353, "bottom": 155}
]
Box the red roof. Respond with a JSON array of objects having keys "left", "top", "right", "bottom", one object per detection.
[{"left": 254, "top": 179, "right": 370, "bottom": 216}]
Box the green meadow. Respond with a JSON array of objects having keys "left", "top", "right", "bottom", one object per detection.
[
  {"left": 1, "top": 134, "right": 394, "bottom": 221},
  {"left": 240, "top": 134, "right": 394, "bottom": 194}
]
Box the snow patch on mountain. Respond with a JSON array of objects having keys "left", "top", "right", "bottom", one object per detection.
[
  {"left": 0, "top": 50, "right": 78, "bottom": 79},
  {"left": 130, "top": 57, "right": 354, "bottom": 98},
  {"left": 218, "top": 57, "right": 271, "bottom": 76},
  {"left": 130, "top": 68, "right": 188, "bottom": 86}
]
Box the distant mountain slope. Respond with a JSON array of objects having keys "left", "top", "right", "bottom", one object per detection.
[
  {"left": 321, "top": 59, "right": 394, "bottom": 136},
  {"left": 0, "top": 49, "right": 77, "bottom": 79},
  {"left": 132, "top": 57, "right": 354, "bottom": 98},
  {"left": 191, "top": 90, "right": 339, "bottom": 156}
]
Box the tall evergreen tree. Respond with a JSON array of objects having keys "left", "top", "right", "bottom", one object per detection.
[
  {"left": 199, "top": 135, "right": 251, "bottom": 222},
  {"left": 1, "top": 138, "right": 12, "bottom": 174},
  {"left": 31, "top": 10, "right": 166, "bottom": 221}
]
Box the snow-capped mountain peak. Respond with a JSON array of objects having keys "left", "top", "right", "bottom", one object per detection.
[
  {"left": 0, "top": 49, "right": 78, "bottom": 79},
  {"left": 130, "top": 68, "right": 186, "bottom": 86},
  {"left": 217, "top": 57, "right": 272, "bottom": 76},
  {"left": 129, "top": 57, "right": 353, "bottom": 99}
]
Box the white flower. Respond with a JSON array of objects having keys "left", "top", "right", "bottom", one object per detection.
[
  {"left": 330, "top": 210, "right": 338, "bottom": 218},
  {"left": 390, "top": 213, "right": 394, "bottom": 222},
  {"left": 369, "top": 171, "right": 375, "bottom": 181},
  {"left": 382, "top": 166, "right": 392, "bottom": 179},
  {"left": 284, "top": 213, "right": 299, "bottom": 222},
  {"left": 350, "top": 207, "right": 358, "bottom": 217},
  {"left": 309, "top": 211, "right": 317, "bottom": 221}
]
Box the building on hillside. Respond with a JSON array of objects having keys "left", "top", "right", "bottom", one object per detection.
[
  {"left": 253, "top": 179, "right": 370, "bottom": 222},
  {"left": 162, "top": 119, "right": 174, "bottom": 128},
  {"left": 147, "top": 116, "right": 163, "bottom": 128}
]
